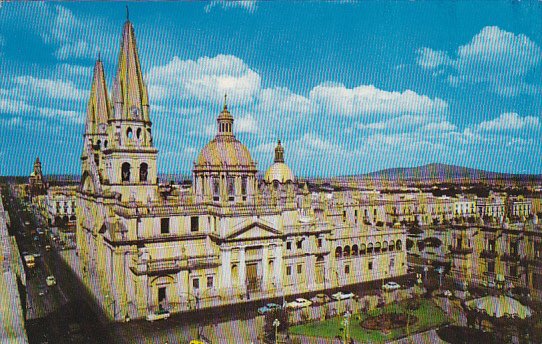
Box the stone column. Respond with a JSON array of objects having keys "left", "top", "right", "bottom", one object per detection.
[
  {"left": 274, "top": 244, "right": 283, "bottom": 290},
  {"left": 261, "top": 245, "right": 269, "bottom": 291},
  {"left": 221, "top": 247, "right": 232, "bottom": 288},
  {"left": 239, "top": 246, "right": 246, "bottom": 292}
]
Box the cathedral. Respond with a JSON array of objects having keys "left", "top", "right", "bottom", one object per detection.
[{"left": 76, "top": 17, "right": 407, "bottom": 321}]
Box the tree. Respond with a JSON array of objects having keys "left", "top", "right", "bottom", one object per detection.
[{"left": 264, "top": 308, "right": 289, "bottom": 343}]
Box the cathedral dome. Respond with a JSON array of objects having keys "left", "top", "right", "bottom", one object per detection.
[
  {"left": 194, "top": 97, "right": 256, "bottom": 172},
  {"left": 264, "top": 140, "right": 295, "bottom": 183},
  {"left": 196, "top": 136, "right": 255, "bottom": 170},
  {"left": 264, "top": 162, "right": 295, "bottom": 183}
]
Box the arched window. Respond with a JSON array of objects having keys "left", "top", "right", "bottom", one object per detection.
[
  {"left": 136, "top": 128, "right": 142, "bottom": 139},
  {"left": 389, "top": 240, "right": 395, "bottom": 252},
  {"left": 396, "top": 240, "right": 402, "bottom": 251},
  {"left": 382, "top": 241, "right": 388, "bottom": 252},
  {"left": 367, "top": 243, "right": 374, "bottom": 254},
  {"left": 104, "top": 140, "right": 108, "bottom": 148},
  {"left": 335, "top": 246, "right": 342, "bottom": 258},
  {"left": 352, "top": 244, "right": 359, "bottom": 256},
  {"left": 96, "top": 140, "right": 101, "bottom": 149},
  {"left": 360, "top": 244, "right": 366, "bottom": 255},
  {"left": 139, "top": 163, "right": 148, "bottom": 182},
  {"left": 344, "top": 245, "right": 350, "bottom": 257},
  {"left": 121, "top": 162, "right": 131, "bottom": 182},
  {"left": 375, "top": 242, "right": 381, "bottom": 253},
  {"left": 231, "top": 264, "right": 238, "bottom": 284},
  {"left": 126, "top": 127, "right": 133, "bottom": 139}
]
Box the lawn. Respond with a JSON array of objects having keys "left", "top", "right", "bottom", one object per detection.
[{"left": 289, "top": 298, "right": 449, "bottom": 343}]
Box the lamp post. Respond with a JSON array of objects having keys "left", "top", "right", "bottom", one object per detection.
[
  {"left": 273, "top": 318, "right": 280, "bottom": 344},
  {"left": 342, "top": 311, "right": 351, "bottom": 344},
  {"left": 437, "top": 266, "right": 444, "bottom": 290}
]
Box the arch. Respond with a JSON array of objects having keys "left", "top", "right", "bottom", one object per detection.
[
  {"left": 396, "top": 240, "right": 402, "bottom": 251},
  {"left": 96, "top": 140, "right": 101, "bottom": 149},
  {"left": 389, "top": 240, "right": 395, "bottom": 252},
  {"left": 104, "top": 140, "right": 108, "bottom": 149},
  {"left": 375, "top": 242, "right": 381, "bottom": 253},
  {"left": 352, "top": 244, "right": 359, "bottom": 256},
  {"left": 121, "top": 162, "right": 131, "bottom": 182},
  {"left": 335, "top": 246, "right": 342, "bottom": 258},
  {"left": 316, "top": 256, "right": 325, "bottom": 262},
  {"left": 139, "top": 162, "right": 148, "bottom": 182},
  {"left": 150, "top": 275, "right": 175, "bottom": 286},
  {"left": 70, "top": 215, "right": 76, "bottom": 221},
  {"left": 344, "top": 245, "right": 351, "bottom": 257},
  {"left": 360, "top": 244, "right": 366, "bottom": 255},
  {"left": 231, "top": 264, "right": 239, "bottom": 284},
  {"left": 136, "top": 128, "right": 142, "bottom": 139},
  {"left": 382, "top": 241, "right": 388, "bottom": 252},
  {"left": 367, "top": 243, "right": 374, "bottom": 254}
]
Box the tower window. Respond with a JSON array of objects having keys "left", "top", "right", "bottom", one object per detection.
[
  {"left": 136, "top": 128, "right": 142, "bottom": 139},
  {"left": 213, "top": 177, "right": 220, "bottom": 201},
  {"left": 139, "top": 163, "right": 148, "bottom": 182},
  {"left": 160, "top": 218, "right": 170, "bottom": 234},
  {"left": 127, "top": 127, "right": 133, "bottom": 139},
  {"left": 227, "top": 176, "right": 235, "bottom": 201},
  {"left": 121, "top": 162, "right": 131, "bottom": 182},
  {"left": 191, "top": 216, "right": 199, "bottom": 232},
  {"left": 241, "top": 176, "right": 247, "bottom": 196}
]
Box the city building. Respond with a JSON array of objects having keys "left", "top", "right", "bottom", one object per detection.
[
  {"left": 75, "top": 18, "right": 407, "bottom": 321},
  {"left": 27, "top": 157, "right": 47, "bottom": 199},
  {"left": 0, "top": 190, "right": 29, "bottom": 343}
]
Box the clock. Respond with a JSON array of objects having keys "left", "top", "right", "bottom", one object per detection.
[
  {"left": 98, "top": 123, "right": 107, "bottom": 133},
  {"left": 130, "top": 105, "right": 140, "bottom": 118}
]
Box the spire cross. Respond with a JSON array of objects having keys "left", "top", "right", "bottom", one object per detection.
[{"left": 223, "top": 94, "right": 228, "bottom": 109}]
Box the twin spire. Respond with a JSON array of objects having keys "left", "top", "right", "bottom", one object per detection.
[{"left": 85, "top": 9, "right": 149, "bottom": 136}]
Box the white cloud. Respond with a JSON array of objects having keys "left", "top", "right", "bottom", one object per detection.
[
  {"left": 41, "top": 5, "right": 80, "bottom": 44},
  {"left": 14, "top": 76, "right": 86, "bottom": 101},
  {"left": 54, "top": 40, "right": 93, "bottom": 60},
  {"left": 417, "top": 26, "right": 542, "bottom": 94},
  {"left": 422, "top": 121, "right": 457, "bottom": 132},
  {"left": 235, "top": 115, "right": 258, "bottom": 133},
  {"left": 204, "top": 1, "right": 257, "bottom": 13},
  {"left": 147, "top": 55, "right": 261, "bottom": 104},
  {"left": 309, "top": 83, "right": 447, "bottom": 118},
  {"left": 477, "top": 112, "right": 539, "bottom": 131}
]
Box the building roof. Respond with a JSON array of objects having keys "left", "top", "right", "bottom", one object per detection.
[{"left": 264, "top": 162, "right": 295, "bottom": 183}]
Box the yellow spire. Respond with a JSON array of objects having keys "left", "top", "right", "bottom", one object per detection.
[
  {"left": 112, "top": 16, "right": 149, "bottom": 122},
  {"left": 86, "top": 59, "right": 110, "bottom": 134}
]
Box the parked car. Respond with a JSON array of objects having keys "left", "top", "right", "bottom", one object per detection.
[
  {"left": 443, "top": 290, "right": 453, "bottom": 298},
  {"left": 46, "top": 275, "right": 56, "bottom": 287},
  {"left": 310, "top": 293, "right": 331, "bottom": 305},
  {"left": 38, "top": 286, "right": 48, "bottom": 296},
  {"left": 258, "top": 303, "right": 281, "bottom": 315},
  {"left": 45, "top": 245, "right": 51, "bottom": 251},
  {"left": 331, "top": 291, "right": 355, "bottom": 300},
  {"left": 146, "top": 309, "right": 170, "bottom": 321},
  {"left": 286, "top": 298, "right": 312, "bottom": 309},
  {"left": 382, "top": 282, "right": 401, "bottom": 291},
  {"left": 32, "top": 252, "right": 41, "bottom": 258}
]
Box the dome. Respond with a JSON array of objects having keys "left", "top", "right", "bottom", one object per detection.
[
  {"left": 194, "top": 97, "right": 256, "bottom": 172},
  {"left": 195, "top": 136, "right": 256, "bottom": 170},
  {"left": 264, "top": 162, "right": 295, "bottom": 183}
]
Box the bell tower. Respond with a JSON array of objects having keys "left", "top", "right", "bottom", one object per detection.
[{"left": 101, "top": 15, "right": 158, "bottom": 202}]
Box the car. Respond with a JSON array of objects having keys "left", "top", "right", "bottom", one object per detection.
[
  {"left": 310, "top": 293, "right": 331, "bottom": 305},
  {"left": 382, "top": 282, "right": 401, "bottom": 291},
  {"left": 443, "top": 290, "right": 453, "bottom": 297},
  {"left": 286, "top": 298, "right": 312, "bottom": 309},
  {"left": 257, "top": 303, "right": 281, "bottom": 314},
  {"left": 331, "top": 291, "right": 355, "bottom": 301},
  {"left": 38, "top": 286, "right": 48, "bottom": 296},
  {"left": 146, "top": 309, "right": 170, "bottom": 321},
  {"left": 46, "top": 276, "right": 56, "bottom": 287},
  {"left": 45, "top": 245, "right": 51, "bottom": 251}
]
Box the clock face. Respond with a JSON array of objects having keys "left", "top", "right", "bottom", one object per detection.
[
  {"left": 98, "top": 123, "right": 107, "bottom": 133},
  {"left": 130, "top": 105, "right": 140, "bottom": 118}
]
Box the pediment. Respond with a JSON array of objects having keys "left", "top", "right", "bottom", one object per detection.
[{"left": 227, "top": 222, "right": 281, "bottom": 241}]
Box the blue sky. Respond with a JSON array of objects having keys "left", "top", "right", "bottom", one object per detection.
[{"left": 1, "top": 1, "right": 541, "bottom": 177}]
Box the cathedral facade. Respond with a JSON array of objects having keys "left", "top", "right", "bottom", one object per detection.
[{"left": 76, "top": 18, "right": 407, "bottom": 321}]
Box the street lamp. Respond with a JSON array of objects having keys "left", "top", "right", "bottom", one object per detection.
[
  {"left": 342, "top": 311, "right": 351, "bottom": 344},
  {"left": 273, "top": 318, "right": 280, "bottom": 344},
  {"left": 437, "top": 266, "right": 444, "bottom": 290}
]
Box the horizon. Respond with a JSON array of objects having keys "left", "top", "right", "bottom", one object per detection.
[{"left": 1, "top": 2, "right": 542, "bottom": 177}]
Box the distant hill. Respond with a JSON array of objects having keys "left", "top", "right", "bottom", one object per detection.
[{"left": 340, "top": 163, "right": 542, "bottom": 184}]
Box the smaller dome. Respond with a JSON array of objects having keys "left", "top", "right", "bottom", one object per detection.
[{"left": 264, "top": 162, "right": 295, "bottom": 183}]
